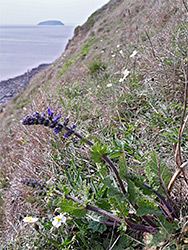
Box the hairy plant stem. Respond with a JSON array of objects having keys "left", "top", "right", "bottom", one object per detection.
[
  {"left": 168, "top": 59, "right": 188, "bottom": 192},
  {"left": 53, "top": 190, "right": 157, "bottom": 233},
  {"left": 66, "top": 127, "right": 158, "bottom": 229}
]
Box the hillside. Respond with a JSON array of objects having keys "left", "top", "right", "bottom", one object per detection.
[
  {"left": 0, "top": 0, "right": 188, "bottom": 248},
  {"left": 38, "top": 20, "right": 64, "bottom": 25}
]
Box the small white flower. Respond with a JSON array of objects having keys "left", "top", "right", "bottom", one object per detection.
[
  {"left": 111, "top": 54, "right": 115, "bottom": 58},
  {"left": 23, "top": 216, "right": 38, "bottom": 223},
  {"left": 122, "top": 69, "right": 130, "bottom": 78},
  {"left": 52, "top": 213, "right": 66, "bottom": 228},
  {"left": 119, "top": 69, "right": 130, "bottom": 82},
  {"left": 119, "top": 50, "right": 124, "bottom": 56},
  {"left": 130, "top": 50, "right": 138, "bottom": 58},
  {"left": 117, "top": 44, "right": 120, "bottom": 48},
  {"left": 107, "top": 83, "right": 112, "bottom": 87}
]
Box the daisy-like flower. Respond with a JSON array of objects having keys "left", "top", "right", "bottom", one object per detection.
[
  {"left": 23, "top": 216, "right": 38, "bottom": 223},
  {"left": 106, "top": 83, "right": 112, "bottom": 87},
  {"left": 130, "top": 50, "right": 138, "bottom": 58},
  {"left": 119, "top": 68, "right": 130, "bottom": 82},
  {"left": 52, "top": 213, "right": 66, "bottom": 228}
]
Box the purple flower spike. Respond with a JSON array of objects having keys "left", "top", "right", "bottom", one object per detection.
[
  {"left": 64, "top": 124, "right": 77, "bottom": 138},
  {"left": 54, "top": 124, "right": 63, "bottom": 134},
  {"left": 47, "top": 108, "right": 55, "bottom": 120},
  {"left": 39, "top": 113, "right": 46, "bottom": 125},
  {"left": 54, "top": 113, "right": 61, "bottom": 121},
  {"left": 22, "top": 109, "right": 73, "bottom": 136}
]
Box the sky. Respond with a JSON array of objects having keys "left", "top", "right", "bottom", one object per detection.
[{"left": 0, "top": 0, "right": 110, "bottom": 26}]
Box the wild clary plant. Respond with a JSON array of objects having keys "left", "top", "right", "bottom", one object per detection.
[{"left": 19, "top": 107, "right": 186, "bottom": 249}]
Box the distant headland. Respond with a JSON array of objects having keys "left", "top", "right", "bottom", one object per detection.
[{"left": 38, "top": 20, "right": 64, "bottom": 26}]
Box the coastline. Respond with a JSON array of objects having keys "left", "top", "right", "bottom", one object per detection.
[{"left": 0, "top": 63, "right": 50, "bottom": 108}]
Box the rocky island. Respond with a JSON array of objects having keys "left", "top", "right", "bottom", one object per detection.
[{"left": 38, "top": 20, "right": 64, "bottom": 26}]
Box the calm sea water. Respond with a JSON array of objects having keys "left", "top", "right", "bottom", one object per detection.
[{"left": 0, "top": 25, "right": 75, "bottom": 81}]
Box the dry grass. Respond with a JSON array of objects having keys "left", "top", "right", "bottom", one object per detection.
[{"left": 0, "top": 0, "right": 188, "bottom": 247}]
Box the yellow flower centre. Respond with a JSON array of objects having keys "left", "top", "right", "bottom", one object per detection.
[
  {"left": 28, "top": 217, "right": 32, "bottom": 222},
  {"left": 57, "top": 217, "right": 62, "bottom": 222}
]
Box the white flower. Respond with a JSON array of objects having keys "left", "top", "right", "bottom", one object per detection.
[
  {"left": 111, "top": 54, "right": 115, "bottom": 58},
  {"left": 122, "top": 69, "right": 130, "bottom": 78},
  {"left": 130, "top": 50, "right": 138, "bottom": 58},
  {"left": 117, "top": 44, "right": 120, "bottom": 48},
  {"left": 23, "top": 216, "right": 38, "bottom": 223},
  {"left": 52, "top": 213, "right": 66, "bottom": 228},
  {"left": 107, "top": 83, "right": 112, "bottom": 87},
  {"left": 119, "top": 50, "right": 124, "bottom": 56},
  {"left": 119, "top": 69, "right": 130, "bottom": 82}
]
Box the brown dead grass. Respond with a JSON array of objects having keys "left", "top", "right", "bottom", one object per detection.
[{"left": 0, "top": 0, "right": 188, "bottom": 244}]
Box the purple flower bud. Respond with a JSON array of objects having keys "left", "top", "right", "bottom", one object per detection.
[
  {"left": 39, "top": 113, "right": 45, "bottom": 124},
  {"left": 64, "top": 124, "right": 77, "bottom": 138},
  {"left": 36, "top": 180, "right": 43, "bottom": 188},
  {"left": 47, "top": 108, "right": 55, "bottom": 120},
  {"left": 54, "top": 124, "right": 63, "bottom": 134},
  {"left": 44, "top": 119, "right": 49, "bottom": 127},
  {"left": 21, "top": 178, "right": 49, "bottom": 196},
  {"left": 63, "top": 117, "right": 69, "bottom": 126},
  {"left": 53, "top": 113, "right": 61, "bottom": 122},
  {"left": 22, "top": 115, "right": 30, "bottom": 125}
]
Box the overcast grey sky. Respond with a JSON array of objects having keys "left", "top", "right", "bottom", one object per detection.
[{"left": 0, "top": 0, "right": 109, "bottom": 26}]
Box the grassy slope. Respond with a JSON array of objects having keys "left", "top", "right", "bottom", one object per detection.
[{"left": 0, "top": 0, "right": 188, "bottom": 247}]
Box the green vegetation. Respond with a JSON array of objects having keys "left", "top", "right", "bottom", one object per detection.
[
  {"left": 88, "top": 59, "right": 106, "bottom": 73},
  {"left": 1, "top": 0, "right": 188, "bottom": 249},
  {"left": 58, "top": 38, "right": 96, "bottom": 76}
]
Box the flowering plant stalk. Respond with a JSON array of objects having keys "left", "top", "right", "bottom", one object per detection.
[{"left": 21, "top": 108, "right": 176, "bottom": 234}]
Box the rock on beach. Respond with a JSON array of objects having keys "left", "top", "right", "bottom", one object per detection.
[{"left": 0, "top": 64, "right": 50, "bottom": 108}]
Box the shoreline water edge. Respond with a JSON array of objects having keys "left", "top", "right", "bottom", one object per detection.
[{"left": 0, "top": 63, "right": 50, "bottom": 109}]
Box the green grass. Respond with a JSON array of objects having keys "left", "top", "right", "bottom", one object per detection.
[
  {"left": 1, "top": 1, "right": 188, "bottom": 249},
  {"left": 58, "top": 38, "right": 96, "bottom": 76}
]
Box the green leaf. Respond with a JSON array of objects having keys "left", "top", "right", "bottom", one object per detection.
[
  {"left": 119, "top": 153, "right": 128, "bottom": 179},
  {"left": 60, "top": 199, "right": 87, "bottom": 218},
  {"left": 87, "top": 220, "right": 107, "bottom": 234},
  {"left": 90, "top": 140, "right": 108, "bottom": 163},
  {"left": 40, "top": 221, "right": 52, "bottom": 229},
  {"left": 95, "top": 199, "right": 111, "bottom": 211},
  {"left": 125, "top": 173, "right": 153, "bottom": 196},
  {"left": 127, "top": 179, "right": 137, "bottom": 204},
  {"left": 112, "top": 234, "right": 131, "bottom": 250},
  {"left": 136, "top": 206, "right": 162, "bottom": 217},
  {"left": 144, "top": 152, "right": 171, "bottom": 191}
]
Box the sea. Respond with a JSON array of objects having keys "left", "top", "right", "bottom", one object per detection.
[{"left": 0, "top": 25, "right": 75, "bottom": 81}]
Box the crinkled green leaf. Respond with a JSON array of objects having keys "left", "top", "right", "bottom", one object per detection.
[
  {"left": 95, "top": 199, "right": 111, "bottom": 211},
  {"left": 119, "top": 153, "right": 128, "bottom": 180},
  {"left": 127, "top": 179, "right": 137, "bottom": 204},
  {"left": 144, "top": 152, "right": 171, "bottom": 191},
  {"left": 60, "top": 199, "right": 87, "bottom": 218},
  {"left": 87, "top": 220, "right": 107, "bottom": 233},
  {"left": 136, "top": 206, "right": 162, "bottom": 217}
]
